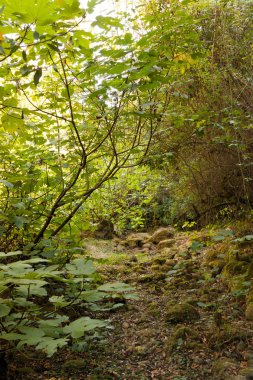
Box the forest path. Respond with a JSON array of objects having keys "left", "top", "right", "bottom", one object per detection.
[
  {"left": 80, "top": 231, "right": 253, "bottom": 380},
  {"left": 12, "top": 229, "right": 253, "bottom": 380}
]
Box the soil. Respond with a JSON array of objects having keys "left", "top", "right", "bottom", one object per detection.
[{"left": 3, "top": 230, "right": 253, "bottom": 380}]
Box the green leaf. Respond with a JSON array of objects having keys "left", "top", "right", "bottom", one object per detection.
[
  {"left": 47, "top": 43, "right": 60, "bottom": 52},
  {"left": 49, "top": 295, "right": 69, "bottom": 307},
  {"left": 66, "top": 259, "right": 95, "bottom": 276},
  {"left": 87, "top": 0, "right": 103, "bottom": 14},
  {"left": 92, "top": 16, "right": 123, "bottom": 31},
  {"left": 0, "top": 179, "right": 14, "bottom": 188},
  {"left": 33, "top": 31, "right": 40, "bottom": 40},
  {"left": 0, "top": 303, "right": 11, "bottom": 317},
  {"left": 11, "top": 215, "right": 26, "bottom": 228},
  {"left": 36, "top": 337, "right": 68, "bottom": 357},
  {"left": 34, "top": 68, "right": 42, "bottom": 86},
  {"left": 22, "top": 50, "right": 27, "bottom": 61},
  {"left": 1, "top": 333, "right": 23, "bottom": 341},
  {"left": 63, "top": 317, "right": 107, "bottom": 338},
  {"left": 0, "top": 251, "right": 22, "bottom": 258},
  {"left": 97, "top": 282, "right": 135, "bottom": 292}
]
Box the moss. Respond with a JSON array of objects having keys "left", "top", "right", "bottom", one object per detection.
[
  {"left": 207, "top": 259, "right": 226, "bottom": 271},
  {"left": 165, "top": 302, "right": 200, "bottom": 324},
  {"left": 248, "top": 262, "right": 253, "bottom": 277},
  {"left": 153, "top": 271, "right": 167, "bottom": 281},
  {"left": 204, "top": 249, "right": 219, "bottom": 263},
  {"left": 160, "top": 247, "right": 176, "bottom": 259},
  {"left": 157, "top": 239, "right": 176, "bottom": 250},
  {"left": 212, "top": 358, "right": 238, "bottom": 378},
  {"left": 145, "top": 302, "right": 161, "bottom": 317},
  {"left": 165, "top": 259, "right": 177, "bottom": 266},
  {"left": 245, "top": 303, "right": 253, "bottom": 321},
  {"left": 15, "top": 367, "right": 36, "bottom": 375},
  {"left": 246, "top": 289, "right": 253, "bottom": 304},
  {"left": 239, "top": 367, "right": 253, "bottom": 377},
  {"left": 166, "top": 325, "right": 199, "bottom": 352},
  {"left": 208, "top": 326, "right": 249, "bottom": 348},
  {"left": 152, "top": 257, "right": 167, "bottom": 265},
  {"left": 151, "top": 264, "right": 162, "bottom": 271},
  {"left": 137, "top": 274, "right": 154, "bottom": 283},
  {"left": 222, "top": 261, "right": 248, "bottom": 277},
  {"left": 62, "top": 359, "right": 87, "bottom": 372}
]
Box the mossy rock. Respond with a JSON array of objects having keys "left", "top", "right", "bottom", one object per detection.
[
  {"left": 166, "top": 259, "right": 177, "bottom": 266},
  {"left": 165, "top": 302, "right": 200, "bottom": 324},
  {"left": 151, "top": 227, "right": 175, "bottom": 244},
  {"left": 246, "top": 289, "right": 253, "bottom": 304},
  {"left": 152, "top": 257, "right": 167, "bottom": 265},
  {"left": 157, "top": 239, "right": 176, "bottom": 250},
  {"left": 145, "top": 302, "right": 161, "bottom": 317},
  {"left": 15, "top": 367, "right": 36, "bottom": 375},
  {"left": 166, "top": 325, "right": 199, "bottom": 352},
  {"left": 248, "top": 262, "right": 253, "bottom": 277},
  {"left": 207, "top": 259, "right": 226, "bottom": 271},
  {"left": 160, "top": 247, "right": 176, "bottom": 259},
  {"left": 238, "top": 249, "right": 253, "bottom": 262},
  {"left": 238, "top": 367, "right": 253, "bottom": 377},
  {"left": 245, "top": 303, "right": 253, "bottom": 321},
  {"left": 222, "top": 261, "right": 248, "bottom": 277},
  {"left": 62, "top": 359, "right": 87, "bottom": 372},
  {"left": 212, "top": 358, "right": 238, "bottom": 379},
  {"left": 150, "top": 264, "right": 162, "bottom": 271},
  {"left": 204, "top": 249, "right": 219, "bottom": 263},
  {"left": 208, "top": 326, "right": 248, "bottom": 348},
  {"left": 153, "top": 271, "right": 167, "bottom": 281}
]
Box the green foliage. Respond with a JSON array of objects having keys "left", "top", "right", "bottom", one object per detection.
[
  {"left": 78, "top": 166, "right": 168, "bottom": 232},
  {"left": 0, "top": 247, "right": 135, "bottom": 356}
]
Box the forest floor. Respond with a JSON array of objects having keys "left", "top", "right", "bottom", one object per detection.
[{"left": 7, "top": 226, "right": 253, "bottom": 380}]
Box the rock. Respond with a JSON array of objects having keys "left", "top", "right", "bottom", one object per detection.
[
  {"left": 160, "top": 247, "right": 176, "bottom": 259},
  {"left": 15, "top": 367, "right": 36, "bottom": 376},
  {"left": 157, "top": 239, "right": 176, "bottom": 250},
  {"left": 238, "top": 367, "right": 253, "bottom": 378},
  {"left": 152, "top": 257, "right": 167, "bottom": 265},
  {"left": 62, "top": 359, "right": 87, "bottom": 372},
  {"left": 94, "top": 220, "right": 114, "bottom": 239},
  {"left": 207, "top": 259, "right": 226, "bottom": 272},
  {"left": 125, "top": 233, "right": 151, "bottom": 248},
  {"left": 151, "top": 227, "right": 175, "bottom": 244},
  {"left": 143, "top": 243, "right": 152, "bottom": 249},
  {"left": 129, "top": 255, "right": 138, "bottom": 262},
  {"left": 222, "top": 261, "right": 248, "bottom": 277},
  {"left": 165, "top": 302, "right": 200, "bottom": 324},
  {"left": 245, "top": 303, "right": 253, "bottom": 320},
  {"left": 212, "top": 358, "right": 238, "bottom": 379},
  {"left": 166, "top": 325, "right": 199, "bottom": 352}
]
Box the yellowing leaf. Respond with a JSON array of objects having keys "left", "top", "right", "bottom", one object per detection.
[{"left": 0, "top": 32, "right": 4, "bottom": 42}]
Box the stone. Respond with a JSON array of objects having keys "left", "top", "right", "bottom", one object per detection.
[
  {"left": 165, "top": 302, "right": 200, "bottom": 324},
  {"left": 62, "top": 359, "right": 87, "bottom": 372},
  {"left": 160, "top": 247, "right": 176, "bottom": 259},
  {"left": 245, "top": 303, "right": 253, "bottom": 320},
  {"left": 166, "top": 325, "right": 199, "bottom": 352},
  {"left": 222, "top": 261, "right": 248, "bottom": 277},
  {"left": 207, "top": 259, "right": 226, "bottom": 272},
  {"left": 151, "top": 227, "right": 176, "bottom": 244},
  {"left": 157, "top": 239, "right": 176, "bottom": 250},
  {"left": 125, "top": 233, "right": 151, "bottom": 248},
  {"left": 94, "top": 220, "right": 114, "bottom": 239},
  {"left": 212, "top": 358, "right": 238, "bottom": 379},
  {"left": 238, "top": 367, "right": 253, "bottom": 378}
]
